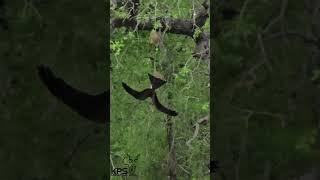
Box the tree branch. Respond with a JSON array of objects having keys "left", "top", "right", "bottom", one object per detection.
[
  {"left": 187, "top": 115, "right": 209, "bottom": 149},
  {"left": 112, "top": 17, "right": 196, "bottom": 36},
  {"left": 262, "top": 0, "right": 288, "bottom": 34},
  {"left": 111, "top": 0, "right": 210, "bottom": 60},
  {"left": 125, "top": 0, "right": 140, "bottom": 18}
]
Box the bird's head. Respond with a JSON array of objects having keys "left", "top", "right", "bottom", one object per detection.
[
  {"left": 148, "top": 71, "right": 166, "bottom": 90},
  {"left": 152, "top": 71, "right": 164, "bottom": 80}
]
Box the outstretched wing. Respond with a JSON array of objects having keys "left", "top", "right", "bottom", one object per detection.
[
  {"left": 122, "top": 82, "right": 153, "bottom": 100},
  {"left": 37, "top": 65, "right": 107, "bottom": 124},
  {"left": 152, "top": 93, "right": 178, "bottom": 116},
  {"left": 148, "top": 73, "right": 166, "bottom": 90}
]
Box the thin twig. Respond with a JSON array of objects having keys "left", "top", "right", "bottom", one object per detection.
[
  {"left": 257, "top": 33, "right": 273, "bottom": 72},
  {"left": 263, "top": 0, "right": 288, "bottom": 34}
]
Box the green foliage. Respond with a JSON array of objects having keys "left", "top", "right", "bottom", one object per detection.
[
  {"left": 111, "top": 40, "right": 125, "bottom": 56},
  {"left": 113, "top": 6, "right": 130, "bottom": 19},
  {"left": 193, "top": 27, "right": 202, "bottom": 39},
  {"left": 111, "top": 1, "right": 209, "bottom": 178}
]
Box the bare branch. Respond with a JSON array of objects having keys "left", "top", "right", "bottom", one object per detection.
[
  {"left": 257, "top": 33, "right": 273, "bottom": 72},
  {"left": 193, "top": 32, "right": 210, "bottom": 60},
  {"left": 111, "top": 0, "right": 209, "bottom": 37},
  {"left": 231, "top": 105, "right": 285, "bottom": 120},
  {"left": 263, "top": 30, "right": 320, "bottom": 48},
  {"left": 186, "top": 121, "right": 199, "bottom": 149},
  {"left": 193, "top": 115, "right": 209, "bottom": 127},
  {"left": 111, "top": 17, "right": 196, "bottom": 36},
  {"left": 111, "top": 0, "right": 210, "bottom": 60},
  {"left": 262, "top": 0, "right": 288, "bottom": 34},
  {"left": 125, "top": 0, "right": 140, "bottom": 18},
  {"left": 187, "top": 115, "right": 209, "bottom": 149}
]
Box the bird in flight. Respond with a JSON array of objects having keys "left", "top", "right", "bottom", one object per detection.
[
  {"left": 122, "top": 73, "right": 178, "bottom": 116},
  {"left": 37, "top": 65, "right": 108, "bottom": 124}
]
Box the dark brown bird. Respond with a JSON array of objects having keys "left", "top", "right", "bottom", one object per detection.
[
  {"left": 122, "top": 73, "right": 178, "bottom": 116},
  {"left": 37, "top": 65, "right": 108, "bottom": 124}
]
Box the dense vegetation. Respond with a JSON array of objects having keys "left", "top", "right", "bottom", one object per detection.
[
  {"left": 2, "top": 0, "right": 319, "bottom": 179},
  {"left": 214, "top": 0, "right": 320, "bottom": 179},
  {"left": 110, "top": 0, "right": 210, "bottom": 179}
]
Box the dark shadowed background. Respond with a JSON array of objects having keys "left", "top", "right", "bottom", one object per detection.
[{"left": 0, "top": 0, "right": 108, "bottom": 179}]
